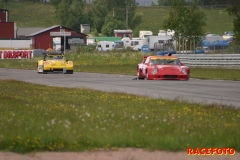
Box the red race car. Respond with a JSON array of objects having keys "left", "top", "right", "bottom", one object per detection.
[{"left": 137, "top": 54, "right": 190, "bottom": 80}]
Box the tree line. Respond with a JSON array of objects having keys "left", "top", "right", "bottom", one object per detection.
[
  {"left": 50, "top": 0, "right": 141, "bottom": 37},
  {"left": 52, "top": 0, "right": 239, "bottom": 44},
  {"left": 158, "top": 0, "right": 229, "bottom": 6},
  {"left": 0, "top": 0, "right": 239, "bottom": 44}
]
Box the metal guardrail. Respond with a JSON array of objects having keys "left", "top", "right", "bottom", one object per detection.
[
  {"left": 174, "top": 54, "right": 240, "bottom": 67},
  {"left": 32, "top": 49, "right": 49, "bottom": 56}
]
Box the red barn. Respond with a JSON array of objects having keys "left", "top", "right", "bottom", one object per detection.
[
  {"left": 28, "top": 25, "right": 88, "bottom": 50},
  {"left": 0, "top": 9, "right": 8, "bottom": 22},
  {"left": 0, "top": 22, "right": 16, "bottom": 39},
  {"left": 0, "top": 9, "right": 16, "bottom": 39}
]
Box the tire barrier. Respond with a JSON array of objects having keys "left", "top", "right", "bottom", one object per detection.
[{"left": 0, "top": 50, "right": 33, "bottom": 59}]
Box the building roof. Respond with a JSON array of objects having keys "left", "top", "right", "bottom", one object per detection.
[
  {"left": 114, "top": 30, "right": 132, "bottom": 33},
  {"left": 205, "top": 36, "right": 223, "bottom": 42},
  {"left": 0, "top": 9, "right": 8, "bottom": 11},
  {"left": 89, "top": 37, "right": 122, "bottom": 42},
  {"left": 17, "top": 27, "right": 46, "bottom": 37},
  {"left": 29, "top": 25, "right": 60, "bottom": 36},
  {"left": 27, "top": 25, "right": 87, "bottom": 37}
]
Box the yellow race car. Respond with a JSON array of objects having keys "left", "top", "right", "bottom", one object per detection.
[{"left": 37, "top": 53, "right": 73, "bottom": 74}]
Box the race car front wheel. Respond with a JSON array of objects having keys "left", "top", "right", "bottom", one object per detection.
[
  {"left": 37, "top": 65, "right": 41, "bottom": 74},
  {"left": 137, "top": 68, "right": 144, "bottom": 80},
  {"left": 42, "top": 65, "right": 47, "bottom": 74},
  {"left": 38, "top": 65, "right": 45, "bottom": 74},
  {"left": 146, "top": 70, "right": 150, "bottom": 80},
  {"left": 65, "top": 70, "right": 73, "bottom": 74}
]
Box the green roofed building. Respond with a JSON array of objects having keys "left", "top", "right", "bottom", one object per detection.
[{"left": 88, "top": 37, "right": 122, "bottom": 42}]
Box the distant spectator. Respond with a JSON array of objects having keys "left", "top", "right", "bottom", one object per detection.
[{"left": 61, "top": 45, "right": 64, "bottom": 53}]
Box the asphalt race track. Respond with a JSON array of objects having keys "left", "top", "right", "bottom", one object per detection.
[{"left": 0, "top": 68, "right": 240, "bottom": 108}]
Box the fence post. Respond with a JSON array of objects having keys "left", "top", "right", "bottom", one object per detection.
[{"left": 0, "top": 51, "right": 3, "bottom": 59}]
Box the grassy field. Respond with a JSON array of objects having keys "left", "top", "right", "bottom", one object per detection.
[
  {"left": 0, "top": 79, "right": 239, "bottom": 153},
  {"left": 135, "top": 6, "right": 234, "bottom": 36},
  {"left": 1, "top": 1, "right": 239, "bottom": 154},
  {"left": 5, "top": 1, "right": 234, "bottom": 36},
  {"left": 0, "top": 51, "right": 240, "bottom": 80},
  {"left": 5, "top": 1, "right": 57, "bottom": 27}
]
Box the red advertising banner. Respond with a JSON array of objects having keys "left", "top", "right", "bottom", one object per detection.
[
  {"left": 187, "top": 147, "right": 235, "bottom": 156},
  {"left": 0, "top": 50, "right": 33, "bottom": 59}
]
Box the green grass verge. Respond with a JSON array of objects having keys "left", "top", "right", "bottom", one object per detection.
[
  {"left": 0, "top": 79, "right": 239, "bottom": 153},
  {"left": 0, "top": 51, "right": 240, "bottom": 81}
]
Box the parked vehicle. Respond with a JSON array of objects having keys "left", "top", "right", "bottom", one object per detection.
[
  {"left": 158, "top": 29, "right": 175, "bottom": 36},
  {"left": 155, "top": 39, "right": 176, "bottom": 54},
  {"left": 158, "top": 30, "right": 167, "bottom": 36},
  {"left": 130, "top": 38, "right": 148, "bottom": 51},
  {"left": 148, "top": 36, "right": 175, "bottom": 51},
  {"left": 114, "top": 40, "right": 124, "bottom": 49},
  {"left": 122, "top": 37, "right": 131, "bottom": 48},
  {"left": 223, "top": 31, "right": 234, "bottom": 41},
  {"left": 121, "top": 37, "right": 148, "bottom": 51},
  {"left": 139, "top": 30, "right": 153, "bottom": 38},
  {"left": 87, "top": 38, "right": 96, "bottom": 45},
  {"left": 97, "top": 41, "right": 115, "bottom": 51}
]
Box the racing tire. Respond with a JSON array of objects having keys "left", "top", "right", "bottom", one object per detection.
[
  {"left": 65, "top": 70, "right": 73, "bottom": 74},
  {"left": 42, "top": 65, "right": 47, "bottom": 74},
  {"left": 146, "top": 70, "right": 150, "bottom": 80},
  {"left": 137, "top": 69, "right": 144, "bottom": 80},
  {"left": 37, "top": 65, "right": 41, "bottom": 74},
  {"left": 37, "top": 65, "right": 45, "bottom": 74}
]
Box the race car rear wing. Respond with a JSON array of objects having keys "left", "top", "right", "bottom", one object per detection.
[
  {"left": 42, "top": 51, "right": 63, "bottom": 55},
  {"left": 143, "top": 56, "right": 149, "bottom": 61},
  {"left": 142, "top": 53, "right": 172, "bottom": 61}
]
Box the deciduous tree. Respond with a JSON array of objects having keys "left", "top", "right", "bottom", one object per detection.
[
  {"left": 226, "top": 0, "right": 240, "bottom": 44},
  {"left": 162, "top": 0, "right": 207, "bottom": 50},
  {"left": 90, "top": 0, "right": 142, "bottom": 34},
  {"left": 101, "top": 18, "right": 125, "bottom": 36},
  {"left": 50, "top": 0, "right": 63, "bottom": 9},
  {"left": 0, "top": 0, "right": 8, "bottom": 8},
  {"left": 158, "top": 0, "right": 172, "bottom": 6},
  {"left": 55, "top": 0, "right": 87, "bottom": 31}
]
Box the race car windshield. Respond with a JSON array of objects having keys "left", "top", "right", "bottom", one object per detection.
[
  {"left": 55, "top": 56, "right": 63, "bottom": 59},
  {"left": 44, "top": 55, "right": 64, "bottom": 60},
  {"left": 150, "top": 59, "right": 180, "bottom": 65}
]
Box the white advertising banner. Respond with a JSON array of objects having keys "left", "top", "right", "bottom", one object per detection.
[{"left": 0, "top": 50, "right": 34, "bottom": 59}]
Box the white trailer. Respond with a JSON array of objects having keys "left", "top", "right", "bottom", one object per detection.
[
  {"left": 158, "top": 29, "right": 175, "bottom": 36},
  {"left": 130, "top": 38, "right": 148, "bottom": 51},
  {"left": 148, "top": 36, "right": 174, "bottom": 51},
  {"left": 158, "top": 30, "right": 167, "bottom": 36},
  {"left": 139, "top": 30, "right": 153, "bottom": 38},
  {"left": 122, "top": 37, "right": 148, "bottom": 51},
  {"left": 122, "top": 37, "right": 131, "bottom": 48},
  {"left": 166, "top": 29, "right": 175, "bottom": 36},
  {"left": 97, "top": 41, "right": 115, "bottom": 51},
  {"left": 87, "top": 38, "right": 96, "bottom": 45}
]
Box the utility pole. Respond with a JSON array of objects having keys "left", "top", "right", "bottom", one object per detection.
[
  {"left": 126, "top": 6, "right": 129, "bottom": 29},
  {"left": 64, "top": 33, "right": 66, "bottom": 54}
]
